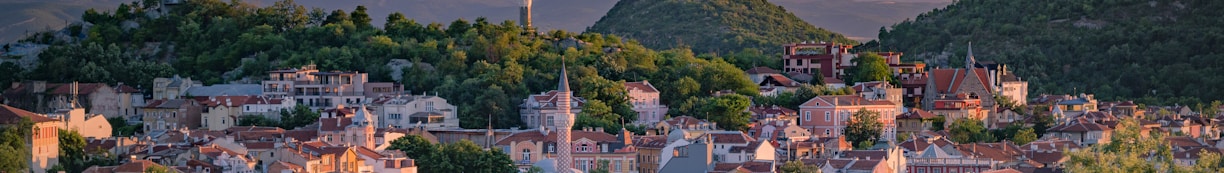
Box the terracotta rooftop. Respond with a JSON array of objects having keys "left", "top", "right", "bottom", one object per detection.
[
  {"left": 897, "top": 109, "right": 938, "bottom": 119},
  {"left": 1046, "top": 118, "right": 1112, "bottom": 132},
  {"left": 927, "top": 68, "right": 991, "bottom": 94},
  {"left": 0, "top": 104, "right": 57, "bottom": 123},
  {"left": 801, "top": 95, "right": 896, "bottom": 107},
  {"left": 624, "top": 81, "right": 659, "bottom": 93}
]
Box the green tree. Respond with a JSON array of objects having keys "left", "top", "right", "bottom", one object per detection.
[
  {"left": 58, "top": 129, "right": 88, "bottom": 173},
  {"left": 0, "top": 117, "right": 32, "bottom": 172},
  {"left": 847, "top": 53, "right": 892, "bottom": 84},
  {"left": 589, "top": 160, "right": 611, "bottom": 173},
  {"left": 780, "top": 160, "right": 821, "bottom": 173},
  {"left": 323, "top": 9, "right": 349, "bottom": 25},
  {"left": 845, "top": 108, "right": 883, "bottom": 149},
  {"left": 349, "top": 6, "right": 372, "bottom": 30},
  {"left": 1012, "top": 128, "right": 1038, "bottom": 145},
  {"left": 145, "top": 165, "right": 172, "bottom": 173},
  {"left": 387, "top": 135, "right": 436, "bottom": 158},
  {"left": 278, "top": 105, "right": 321, "bottom": 129},
  {"left": 699, "top": 94, "right": 752, "bottom": 131},
  {"left": 948, "top": 118, "right": 994, "bottom": 143}
]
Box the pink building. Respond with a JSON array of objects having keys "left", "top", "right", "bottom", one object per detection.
[
  {"left": 625, "top": 81, "right": 668, "bottom": 125},
  {"left": 798, "top": 95, "right": 901, "bottom": 141},
  {"left": 520, "top": 91, "right": 585, "bottom": 129}
]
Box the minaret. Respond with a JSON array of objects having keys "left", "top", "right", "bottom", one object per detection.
[
  {"left": 555, "top": 60, "right": 575, "bottom": 173},
  {"left": 520, "top": 0, "right": 533, "bottom": 28},
  {"left": 965, "top": 42, "right": 976, "bottom": 70}
]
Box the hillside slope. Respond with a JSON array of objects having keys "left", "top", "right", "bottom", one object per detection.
[
  {"left": 587, "top": 0, "right": 857, "bottom": 54},
  {"left": 0, "top": 0, "right": 126, "bottom": 43},
  {"left": 876, "top": 0, "right": 1224, "bottom": 104}
]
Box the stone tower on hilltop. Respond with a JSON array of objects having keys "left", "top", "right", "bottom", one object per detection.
[{"left": 520, "top": 0, "right": 533, "bottom": 28}]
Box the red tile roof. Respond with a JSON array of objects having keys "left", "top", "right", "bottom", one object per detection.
[
  {"left": 897, "top": 109, "right": 938, "bottom": 119},
  {"left": 1046, "top": 118, "right": 1112, "bottom": 132},
  {"left": 0, "top": 104, "right": 57, "bottom": 123},
  {"left": 760, "top": 74, "right": 800, "bottom": 87},
  {"left": 319, "top": 117, "right": 354, "bottom": 131},
  {"left": 928, "top": 68, "right": 991, "bottom": 94},
  {"left": 851, "top": 81, "right": 888, "bottom": 93},
  {"left": 801, "top": 95, "right": 896, "bottom": 107},
  {"left": 624, "top": 81, "right": 659, "bottom": 93},
  {"left": 708, "top": 132, "right": 754, "bottom": 144},
  {"left": 748, "top": 105, "right": 796, "bottom": 117},
  {"left": 847, "top": 159, "right": 883, "bottom": 171},
  {"left": 112, "top": 160, "right": 165, "bottom": 172}
]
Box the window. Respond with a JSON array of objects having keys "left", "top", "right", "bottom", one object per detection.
[
  {"left": 614, "top": 161, "right": 621, "bottom": 172},
  {"left": 825, "top": 129, "right": 830, "bottom": 135},
  {"left": 804, "top": 111, "right": 811, "bottom": 121},
  {"left": 546, "top": 116, "right": 555, "bottom": 126},
  {"left": 426, "top": 102, "right": 435, "bottom": 111},
  {"left": 579, "top": 144, "right": 591, "bottom": 152},
  {"left": 522, "top": 149, "right": 531, "bottom": 161},
  {"left": 824, "top": 111, "right": 831, "bottom": 121},
  {"left": 934, "top": 168, "right": 943, "bottom": 173}
]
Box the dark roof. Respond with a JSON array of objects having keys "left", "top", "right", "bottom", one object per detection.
[
  {"left": 745, "top": 66, "right": 780, "bottom": 74},
  {"left": 0, "top": 104, "right": 57, "bottom": 123},
  {"left": 1047, "top": 118, "right": 1112, "bottom": 132}
]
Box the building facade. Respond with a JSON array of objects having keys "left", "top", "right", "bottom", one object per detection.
[
  {"left": 261, "top": 64, "right": 401, "bottom": 109},
  {"left": 370, "top": 95, "right": 459, "bottom": 130},
  {"left": 799, "top": 95, "right": 902, "bottom": 141},
  {"left": 626, "top": 81, "right": 668, "bottom": 125}
]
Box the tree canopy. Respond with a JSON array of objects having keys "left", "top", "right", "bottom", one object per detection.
[
  {"left": 387, "top": 135, "right": 516, "bottom": 173},
  {"left": 844, "top": 108, "right": 883, "bottom": 149}
]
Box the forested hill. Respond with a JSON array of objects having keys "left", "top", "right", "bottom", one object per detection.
[
  {"left": 5, "top": 0, "right": 764, "bottom": 132},
  {"left": 873, "top": 0, "right": 1224, "bottom": 105},
  {"left": 586, "top": 0, "right": 857, "bottom": 54}
]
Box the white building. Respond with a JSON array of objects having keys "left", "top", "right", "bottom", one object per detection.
[
  {"left": 520, "top": 90, "right": 585, "bottom": 129},
  {"left": 370, "top": 95, "right": 458, "bottom": 129},
  {"left": 625, "top": 81, "right": 668, "bottom": 125}
]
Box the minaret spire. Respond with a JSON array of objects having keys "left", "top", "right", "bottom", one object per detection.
[
  {"left": 966, "top": 42, "right": 976, "bottom": 70},
  {"left": 555, "top": 57, "right": 574, "bottom": 173}
]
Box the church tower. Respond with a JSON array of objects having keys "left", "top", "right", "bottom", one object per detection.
[
  {"left": 966, "top": 42, "right": 976, "bottom": 70},
  {"left": 555, "top": 61, "right": 575, "bottom": 173}
]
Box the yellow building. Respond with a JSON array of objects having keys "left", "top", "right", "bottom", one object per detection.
[{"left": 1, "top": 104, "right": 61, "bottom": 173}]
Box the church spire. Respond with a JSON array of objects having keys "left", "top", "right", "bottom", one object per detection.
[{"left": 966, "top": 42, "right": 976, "bottom": 70}]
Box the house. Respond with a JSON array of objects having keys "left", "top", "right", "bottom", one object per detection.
[
  {"left": 853, "top": 81, "right": 904, "bottom": 106},
  {"left": 724, "top": 141, "right": 776, "bottom": 163},
  {"left": 922, "top": 45, "right": 997, "bottom": 116},
  {"left": 185, "top": 84, "right": 264, "bottom": 97},
  {"left": 896, "top": 109, "right": 938, "bottom": 136},
  {"left": 709, "top": 161, "right": 774, "bottom": 173},
  {"left": 317, "top": 105, "right": 377, "bottom": 149},
  {"left": 1045, "top": 117, "right": 1113, "bottom": 146},
  {"left": 1053, "top": 94, "right": 1099, "bottom": 120},
  {"left": 3, "top": 82, "right": 135, "bottom": 118},
  {"left": 195, "top": 96, "right": 254, "bottom": 131},
  {"left": 1098, "top": 101, "right": 1142, "bottom": 118},
  {"left": 759, "top": 74, "right": 803, "bottom": 92},
  {"left": 658, "top": 136, "right": 715, "bottom": 173},
  {"left": 190, "top": 144, "right": 257, "bottom": 173},
  {"left": 782, "top": 41, "right": 854, "bottom": 79},
  {"left": 280, "top": 141, "right": 362, "bottom": 173},
  {"left": 799, "top": 95, "right": 901, "bottom": 141},
  {"left": 261, "top": 64, "right": 401, "bottom": 109},
  {"left": 626, "top": 81, "right": 668, "bottom": 125},
  {"left": 1173, "top": 147, "right": 1224, "bottom": 166},
  {"left": 1, "top": 104, "right": 61, "bottom": 173},
  {"left": 839, "top": 148, "right": 907, "bottom": 173},
  {"left": 745, "top": 66, "right": 781, "bottom": 84},
  {"left": 496, "top": 128, "right": 637, "bottom": 172},
  {"left": 929, "top": 93, "right": 988, "bottom": 125},
  {"left": 634, "top": 135, "right": 667, "bottom": 173},
  {"left": 370, "top": 94, "right": 459, "bottom": 130},
  {"left": 820, "top": 158, "right": 895, "bottom": 173},
  {"left": 976, "top": 61, "right": 1028, "bottom": 107},
  {"left": 749, "top": 105, "right": 797, "bottom": 123},
  {"left": 237, "top": 96, "right": 295, "bottom": 121},
  {"left": 1021, "top": 139, "right": 1081, "bottom": 168},
  {"left": 521, "top": 90, "right": 585, "bottom": 129},
  {"left": 904, "top": 143, "right": 997, "bottom": 173},
  {"left": 143, "top": 99, "right": 203, "bottom": 132},
  {"left": 747, "top": 120, "right": 810, "bottom": 142},
  {"left": 152, "top": 75, "right": 198, "bottom": 100},
  {"left": 47, "top": 106, "right": 112, "bottom": 138}
]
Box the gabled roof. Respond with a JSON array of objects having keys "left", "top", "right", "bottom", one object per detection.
[
  {"left": 760, "top": 74, "right": 800, "bottom": 87},
  {"left": 0, "top": 104, "right": 57, "bottom": 123},
  {"left": 928, "top": 68, "right": 991, "bottom": 94},
  {"left": 1047, "top": 118, "right": 1112, "bottom": 132},
  {"left": 897, "top": 109, "right": 938, "bottom": 119},
  {"left": 851, "top": 81, "right": 888, "bottom": 93},
  {"left": 748, "top": 105, "right": 796, "bottom": 116},
  {"left": 624, "top": 81, "right": 659, "bottom": 93},
  {"left": 144, "top": 99, "right": 194, "bottom": 109},
  {"left": 192, "top": 96, "right": 255, "bottom": 107},
  {"left": 842, "top": 150, "right": 888, "bottom": 160},
  {"left": 708, "top": 132, "right": 754, "bottom": 144},
  {"left": 319, "top": 117, "right": 354, "bottom": 131}
]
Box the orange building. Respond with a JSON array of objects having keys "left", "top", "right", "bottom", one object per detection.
[{"left": 1, "top": 104, "right": 61, "bottom": 173}]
